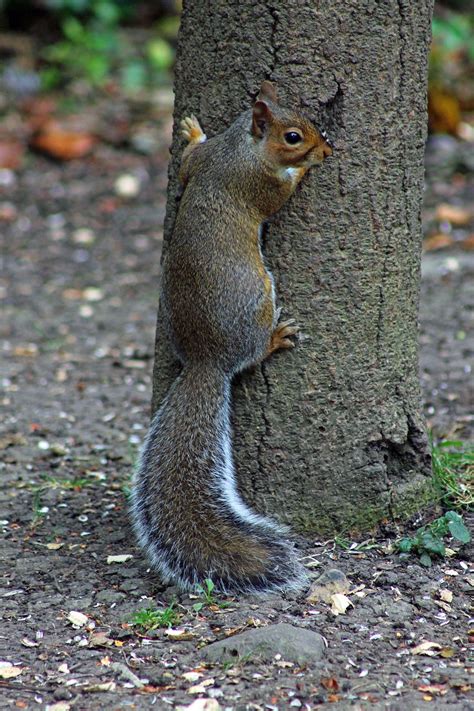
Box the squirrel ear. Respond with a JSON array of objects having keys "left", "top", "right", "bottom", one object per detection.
[
  {"left": 258, "top": 81, "right": 278, "bottom": 104},
  {"left": 252, "top": 100, "right": 273, "bottom": 138}
]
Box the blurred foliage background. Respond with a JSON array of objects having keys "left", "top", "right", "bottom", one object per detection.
[
  {"left": 0, "top": 0, "right": 472, "bottom": 134},
  {"left": 0, "top": 0, "right": 180, "bottom": 94}
]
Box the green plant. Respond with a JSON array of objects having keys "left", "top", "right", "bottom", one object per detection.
[
  {"left": 334, "top": 536, "right": 380, "bottom": 552},
  {"left": 396, "top": 511, "right": 471, "bottom": 567},
  {"left": 39, "top": 0, "right": 175, "bottom": 91},
  {"left": 431, "top": 439, "right": 474, "bottom": 509},
  {"left": 192, "top": 578, "right": 232, "bottom": 612},
  {"left": 130, "top": 603, "right": 178, "bottom": 631},
  {"left": 192, "top": 578, "right": 216, "bottom": 612}
]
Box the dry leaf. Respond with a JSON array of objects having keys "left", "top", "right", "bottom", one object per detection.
[
  {"left": 330, "top": 593, "right": 353, "bottom": 615},
  {"left": 435, "top": 203, "right": 472, "bottom": 225},
  {"left": 21, "top": 638, "right": 38, "bottom": 647},
  {"left": 188, "top": 679, "right": 215, "bottom": 695},
  {"left": 307, "top": 568, "right": 349, "bottom": 604},
  {"left": 46, "top": 542, "right": 64, "bottom": 550},
  {"left": 182, "top": 671, "right": 203, "bottom": 682},
  {"left": 45, "top": 703, "right": 71, "bottom": 711},
  {"left": 165, "top": 628, "right": 196, "bottom": 640},
  {"left": 439, "top": 589, "right": 453, "bottom": 603},
  {"left": 176, "top": 700, "right": 221, "bottom": 711},
  {"left": 67, "top": 611, "right": 88, "bottom": 628},
  {"left": 107, "top": 554, "right": 133, "bottom": 564},
  {"left": 411, "top": 641, "right": 442, "bottom": 656},
  {"left": 0, "top": 662, "right": 23, "bottom": 678},
  {"left": 89, "top": 631, "right": 114, "bottom": 648},
  {"left": 418, "top": 684, "right": 448, "bottom": 696},
  {"left": 83, "top": 681, "right": 116, "bottom": 692},
  {"left": 31, "top": 125, "right": 95, "bottom": 160},
  {"left": 321, "top": 677, "right": 340, "bottom": 692},
  {"left": 0, "top": 139, "right": 24, "bottom": 169},
  {"left": 423, "top": 234, "right": 454, "bottom": 252}
]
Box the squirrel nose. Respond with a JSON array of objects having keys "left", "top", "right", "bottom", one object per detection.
[{"left": 322, "top": 142, "right": 332, "bottom": 158}]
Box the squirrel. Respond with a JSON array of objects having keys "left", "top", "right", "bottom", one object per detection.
[{"left": 131, "top": 81, "right": 332, "bottom": 593}]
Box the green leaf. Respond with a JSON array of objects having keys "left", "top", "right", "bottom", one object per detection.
[
  {"left": 192, "top": 602, "right": 204, "bottom": 613},
  {"left": 419, "top": 552, "right": 432, "bottom": 567},
  {"left": 121, "top": 61, "right": 147, "bottom": 91},
  {"left": 397, "top": 538, "right": 414, "bottom": 553},
  {"left": 147, "top": 38, "right": 174, "bottom": 71},
  {"left": 420, "top": 531, "right": 446, "bottom": 556},
  {"left": 447, "top": 517, "right": 471, "bottom": 544},
  {"left": 205, "top": 578, "right": 215, "bottom": 594}
]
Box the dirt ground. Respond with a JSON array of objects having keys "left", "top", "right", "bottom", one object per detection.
[{"left": 1, "top": 106, "right": 473, "bottom": 710}]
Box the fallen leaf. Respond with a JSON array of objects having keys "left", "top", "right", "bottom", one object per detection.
[
  {"left": 100, "top": 656, "right": 111, "bottom": 666},
  {"left": 21, "top": 638, "right": 38, "bottom": 647},
  {"left": 46, "top": 542, "right": 64, "bottom": 550},
  {"left": 67, "top": 611, "right": 88, "bottom": 628},
  {"left": 330, "top": 593, "right": 353, "bottom": 615},
  {"left": 440, "top": 647, "right": 455, "bottom": 658},
  {"left": 423, "top": 234, "right": 454, "bottom": 252},
  {"left": 0, "top": 433, "right": 26, "bottom": 450},
  {"left": 45, "top": 703, "right": 71, "bottom": 711},
  {"left": 439, "top": 589, "right": 453, "bottom": 603},
  {"left": 107, "top": 554, "right": 133, "bottom": 564},
  {"left": 0, "top": 139, "right": 24, "bottom": 169},
  {"left": 83, "top": 682, "right": 116, "bottom": 692},
  {"left": 89, "top": 631, "right": 114, "bottom": 648},
  {"left": 321, "top": 677, "right": 340, "bottom": 692},
  {"left": 165, "top": 628, "right": 196, "bottom": 640},
  {"left": 31, "top": 125, "right": 95, "bottom": 160},
  {"left": 188, "top": 679, "right": 215, "bottom": 695},
  {"left": 411, "top": 641, "right": 442, "bottom": 656},
  {"left": 418, "top": 684, "right": 448, "bottom": 696},
  {"left": 176, "top": 700, "right": 221, "bottom": 711},
  {"left": 435, "top": 203, "right": 472, "bottom": 225},
  {"left": 307, "top": 568, "right": 350, "bottom": 604},
  {"left": 182, "top": 671, "right": 203, "bottom": 682},
  {"left": 0, "top": 662, "right": 23, "bottom": 678}
]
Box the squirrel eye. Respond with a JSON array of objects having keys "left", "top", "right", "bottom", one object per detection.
[{"left": 284, "top": 131, "right": 303, "bottom": 145}]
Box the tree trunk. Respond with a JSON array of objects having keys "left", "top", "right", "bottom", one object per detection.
[{"left": 152, "top": 0, "right": 434, "bottom": 535}]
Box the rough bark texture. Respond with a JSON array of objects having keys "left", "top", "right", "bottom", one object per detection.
[{"left": 152, "top": 0, "right": 434, "bottom": 534}]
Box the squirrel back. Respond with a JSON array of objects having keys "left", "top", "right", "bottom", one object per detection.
[{"left": 131, "top": 82, "right": 331, "bottom": 593}]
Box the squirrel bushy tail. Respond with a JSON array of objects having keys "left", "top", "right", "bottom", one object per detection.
[{"left": 131, "top": 362, "right": 307, "bottom": 593}]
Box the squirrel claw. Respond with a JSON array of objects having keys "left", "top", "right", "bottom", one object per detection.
[
  {"left": 267, "top": 319, "right": 300, "bottom": 356},
  {"left": 180, "top": 115, "right": 207, "bottom": 145}
]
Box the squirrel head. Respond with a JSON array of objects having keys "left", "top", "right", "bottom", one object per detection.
[{"left": 251, "top": 81, "right": 332, "bottom": 168}]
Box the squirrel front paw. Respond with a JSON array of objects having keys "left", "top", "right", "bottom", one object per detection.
[
  {"left": 267, "top": 319, "right": 299, "bottom": 356},
  {"left": 180, "top": 115, "right": 207, "bottom": 145}
]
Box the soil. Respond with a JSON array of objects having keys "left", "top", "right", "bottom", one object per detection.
[{"left": 1, "top": 106, "right": 473, "bottom": 710}]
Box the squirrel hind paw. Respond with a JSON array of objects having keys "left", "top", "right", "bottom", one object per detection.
[{"left": 180, "top": 115, "right": 207, "bottom": 144}]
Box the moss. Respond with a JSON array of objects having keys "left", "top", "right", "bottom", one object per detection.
[{"left": 288, "top": 474, "right": 438, "bottom": 536}]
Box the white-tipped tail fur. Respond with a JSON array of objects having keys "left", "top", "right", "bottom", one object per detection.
[{"left": 131, "top": 364, "right": 307, "bottom": 594}]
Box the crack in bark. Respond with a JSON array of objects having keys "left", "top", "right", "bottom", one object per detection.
[{"left": 267, "top": 5, "right": 279, "bottom": 77}]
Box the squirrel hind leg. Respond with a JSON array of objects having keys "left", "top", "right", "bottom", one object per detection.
[{"left": 180, "top": 115, "right": 207, "bottom": 145}]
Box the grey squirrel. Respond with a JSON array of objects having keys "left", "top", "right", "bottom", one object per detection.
[{"left": 131, "top": 81, "right": 332, "bottom": 593}]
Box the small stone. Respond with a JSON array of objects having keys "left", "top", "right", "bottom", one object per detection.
[
  {"left": 307, "top": 568, "right": 349, "bottom": 604},
  {"left": 200, "top": 623, "right": 325, "bottom": 665},
  {"left": 114, "top": 174, "right": 140, "bottom": 198}
]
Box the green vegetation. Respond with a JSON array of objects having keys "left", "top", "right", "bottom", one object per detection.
[
  {"left": 2, "top": 0, "right": 178, "bottom": 91},
  {"left": 431, "top": 439, "right": 474, "bottom": 509},
  {"left": 130, "top": 603, "right": 179, "bottom": 631},
  {"left": 396, "top": 510, "right": 471, "bottom": 567},
  {"left": 192, "top": 578, "right": 217, "bottom": 613}
]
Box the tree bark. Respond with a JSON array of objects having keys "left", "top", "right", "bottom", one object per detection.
[{"left": 151, "top": 0, "right": 434, "bottom": 535}]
